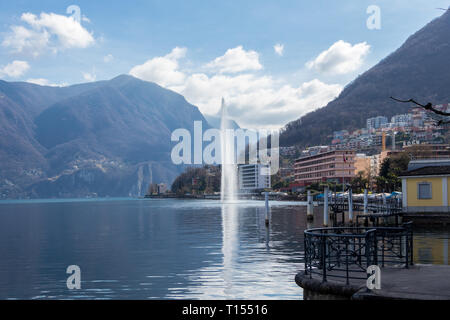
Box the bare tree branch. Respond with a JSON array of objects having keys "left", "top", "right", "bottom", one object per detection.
[{"left": 390, "top": 96, "right": 450, "bottom": 117}]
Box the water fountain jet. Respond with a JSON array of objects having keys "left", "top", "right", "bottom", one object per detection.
[{"left": 220, "top": 98, "right": 238, "bottom": 202}]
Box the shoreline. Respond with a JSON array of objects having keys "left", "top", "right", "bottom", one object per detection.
[{"left": 144, "top": 194, "right": 305, "bottom": 201}]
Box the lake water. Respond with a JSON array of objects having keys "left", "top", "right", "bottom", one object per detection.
[
  {"left": 0, "top": 199, "right": 314, "bottom": 300},
  {"left": 1, "top": 198, "right": 448, "bottom": 300}
]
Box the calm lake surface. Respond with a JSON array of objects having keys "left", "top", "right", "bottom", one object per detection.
[
  {"left": 0, "top": 199, "right": 314, "bottom": 300},
  {"left": 0, "top": 198, "right": 448, "bottom": 300}
]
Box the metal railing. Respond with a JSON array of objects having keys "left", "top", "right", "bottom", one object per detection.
[
  {"left": 317, "top": 193, "right": 403, "bottom": 226},
  {"left": 304, "top": 222, "right": 413, "bottom": 284}
]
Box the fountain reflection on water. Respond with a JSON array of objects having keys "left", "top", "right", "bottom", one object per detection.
[{"left": 221, "top": 203, "right": 239, "bottom": 297}]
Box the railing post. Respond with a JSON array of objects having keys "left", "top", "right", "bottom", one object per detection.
[
  {"left": 304, "top": 233, "right": 308, "bottom": 276},
  {"left": 323, "top": 187, "right": 329, "bottom": 227},
  {"left": 405, "top": 232, "right": 409, "bottom": 269},
  {"left": 365, "top": 230, "right": 377, "bottom": 272},
  {"left": 348, "top": 188, "right": 353, "bottom": 224},
  {"left": 373, "top": 231, "right": 378, "bottom": 265},
  {"left": 365, "top": 232, "right": 370, "bottom": 273},
  {"left": 321, "top": 235, "right": 327, "bottom": 282},
  {"left": 307, "top": 190, "right": 314, "bottom": 219},
  {"left": 410, "top": 227, "right": 414, "bottom": 266},
  {"left": 382, "top": 233, "right": 385, "bottom": 268},
  {"left": 345, "top": 237, "right": 349, "bottom": 285}
]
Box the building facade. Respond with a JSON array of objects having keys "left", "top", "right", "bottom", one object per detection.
[
  {"left": 294, "top": 150, "right": 356, "bottom": 186},
  {"left": 238, "top": 164, "right": 271, "bottom": 192},
  {"left": 391, "top": 113, "right": 412, "bottom": 127},
  {"left": 400, "top": 160, "right": 450, "bottom": 213},
  {"left": 367, "top": 116, "right": 388, "bottom": 131}
]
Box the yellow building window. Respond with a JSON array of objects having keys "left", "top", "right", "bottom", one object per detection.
[{"left": 417, "top": 183, "right": 432, "bottom": 199}]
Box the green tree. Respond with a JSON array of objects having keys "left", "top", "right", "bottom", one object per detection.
[
  {"left": 376, "top": 152, "right": 409, "bottom": 192},
  {"left": 351, "top": 171, "right": 369, "bottom": 193},
  {"left": 171, "top": 165, "right": 221, "bottom": 195}
]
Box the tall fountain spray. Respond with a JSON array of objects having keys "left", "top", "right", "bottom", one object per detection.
[{"left": 220, "top": 98, "right": 238, "bottom": 202}]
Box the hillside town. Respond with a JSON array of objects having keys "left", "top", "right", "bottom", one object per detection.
[
  {"left": 275, "top": 103, "right": 450, "bottom": 195},
  {"left": 160, "top": 103, "right": 450, "bottom": 201}
]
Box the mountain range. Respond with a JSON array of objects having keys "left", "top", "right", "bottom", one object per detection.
[
  {"left": 0, "top": 75, "right": 209, "bottom": 198},
  {"left": 2, "top": 11, "right": 450, "bottom": 199},
  {"left": 280, "top": 10, "right": 450, "bottom": 147}
]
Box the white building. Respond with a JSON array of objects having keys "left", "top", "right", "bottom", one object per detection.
[
  {"left": 391, "top": 113, "right": 412, "bottom": 127},
  {"left": 367, "top": 116, "right": 388, "bottom": 131},
  {"left": 238, "top": 164, "right": 271, "bottom": 192}
]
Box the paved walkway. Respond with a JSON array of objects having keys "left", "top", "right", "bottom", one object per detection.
[
  {"left": 354, "top": 264, "right": 450, "bottom": 300},
  {"left": 296, "top": 264, "right": 450, "bottom": 300}
]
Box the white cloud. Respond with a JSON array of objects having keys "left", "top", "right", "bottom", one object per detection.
[
  {"left": 274, "top": 44, "right": 284, "bottom": 56},
  {"left": 2, "top": 12, "right": 95, "bottom": 56},
  {"left": 82, "top": 71, "right": 96, "bottom": 82},
  {"left": 26, "top": 78, "right": 67, "bottom": 87},
  {"left": 130, "top": 48, "right": 342, "bottom": 129},
  {"left": 0, "top": 60, "right": 30, "bottom": 78},
  {"left": 104, "top": 54, "right": 114, "bottom": 63},
  {"left": 129, "top": 47, "right": 187, "bottom": 87},
  {"left": 179, "top": 73, "right": 341, "bottom": 128},
  {"left": 2, "top": 25, "right": 50, "bottom": 57},
  {"left": 306, "top": 40, "right": 370, "bottom": 75},
  {"left": 205, "top": 46, "right": 263, "bottom": 74}
]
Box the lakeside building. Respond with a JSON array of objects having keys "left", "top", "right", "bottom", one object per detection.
[
  {"left": 354, "top": 151, "right": 400, "bottom": 187},
  {"left": 400, "top": 160, "right": 450, "bottom": 213},
  {"left": 294, "top": 149, "right": 356, "bottom": 186},
  {"left": 147, "top": 183, "right": 168, "bottom": 195},
  {"left": 354, "top": 153, "right": 371, "bottom": 175},
  {"left": 238, "top": 164, "right": 271, "bottom": 192}
]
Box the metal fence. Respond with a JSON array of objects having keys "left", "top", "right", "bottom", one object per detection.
[
  {"left": 318, "top": 193, "right": 403, "bottom": 226},
  {"left": 304, "top": 222, "right": 413, "bottom": 284}
]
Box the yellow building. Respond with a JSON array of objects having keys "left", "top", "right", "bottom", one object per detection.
[{"left": 400, "top": 164, "right": 450, "bottom": 213}]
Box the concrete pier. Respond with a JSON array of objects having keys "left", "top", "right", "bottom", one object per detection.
[{"left": 296, "top": 264, "right": 450, "bottom": 300}]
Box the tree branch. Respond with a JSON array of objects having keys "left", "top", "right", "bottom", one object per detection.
[{"left": 390, "top": 96, "right": 450, "bottom": 117}]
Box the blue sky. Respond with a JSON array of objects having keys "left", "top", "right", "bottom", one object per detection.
[{"left": 0, "top": 0, "right": 449, "bottom": 128}]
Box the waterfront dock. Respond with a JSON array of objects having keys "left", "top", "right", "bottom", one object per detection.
[
  {"left": 296, "top": 264, "right": 450, "bottom": 300},
  {"left": 297, "top": 197, "right": 450, "bottom": 300}
]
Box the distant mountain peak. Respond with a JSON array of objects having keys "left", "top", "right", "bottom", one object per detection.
[
  {"left": 110, "top": 74, "right": 140, "bottom": 83},
  {"left": 0, "top": 74, "right": 210, "bottom": 198}
]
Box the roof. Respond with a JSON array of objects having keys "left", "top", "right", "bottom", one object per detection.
[{"left": 400, "top": 166, "right": 450, "bottom": 177}]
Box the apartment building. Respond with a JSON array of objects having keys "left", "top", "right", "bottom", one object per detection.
[
  {"left": 367, "top": 116, "right": 388, "bottom": 131},
  {"left": 294, "top": 150, "right": 356, "bottom": 186},
  {"left": 238, "top": 164, "right": 271, "bottom": 192}
]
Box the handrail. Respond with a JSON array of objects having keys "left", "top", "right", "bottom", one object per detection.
[{"left": 304, "top": 223, "right": 413, "bottom": 284}]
